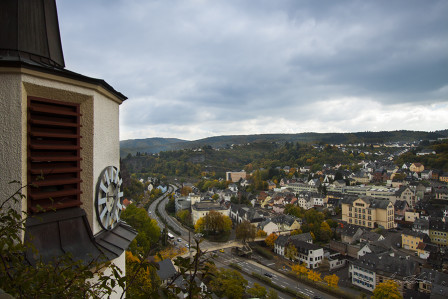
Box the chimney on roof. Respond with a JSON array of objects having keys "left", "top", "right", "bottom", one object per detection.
[{"left": 0, "top": 0, "right": 65, "bottom": 68}]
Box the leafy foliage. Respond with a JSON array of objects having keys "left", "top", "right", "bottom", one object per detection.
[
  {"left": 0, "top": 183, "right": 125, "bottom": 298},
  {"left": 121, "top": 204, "right": 160, "bottom": 255},
  {"left": 235, "top": 220, "right": 256, "bottom": 243},
  {"left": 208, "top": 267, "right": 248, "bottom": 299},
  {"left": 194, "top": 210, "right": 232, "bottom": 235},
  {"left": 285, "top": 243, "right": 298, "bottom": 260},
  {"left": 247, "top": 282, "right": 267, "bottom": 298},
  {"left": 323, "top": 274, "right": 339, "bottom": 288},
  {"left": 265, "top": 233, "right": 278, "bottom": 248},
  {"left": 125, "top": 251, "right": 160, "bottom": 298},
  {"left": 372, "top": 280, "right": 402, "bottom": 299}
]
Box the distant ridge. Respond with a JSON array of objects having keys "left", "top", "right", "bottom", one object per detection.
[{"left": 120, "top": 130, "right": 448, "bottom": 156}]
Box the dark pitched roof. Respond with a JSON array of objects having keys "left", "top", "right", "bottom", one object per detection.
[
  {"left": 394, "top": 200, "right": 408, "bottom": 210},
  {"left": 275, "top": 235, "right": 289, "bottom": 247},
  {"left": 402, "top": 229, "right": 431, "bottom": 242},
  {"left": 429, "top": 219, "right": 448, "bottom": 232},
  {"left": 339, "top": 223, "right": 364, "bottom": 237},
  {"left": 290, "top": 232, "right": 313, "bottom": 243},
  {"left": 289, "top": 239, "right": 322, "bottom": 253},
  {"left": 352, "top": 252, "right": 419, "bottom": 279},
  {"left": 359, "top": 231, "right": 383, "bottom": 242},
  {"left": 157, "top": 259, "right": 177, "bottom": 281}
]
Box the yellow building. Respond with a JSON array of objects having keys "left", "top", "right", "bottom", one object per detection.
[
  {"left": 401, "top": 230, "right": 429, "bottom": 252},
  {"left": 341, "top": 197, "right": 394, "bottom": 229},
  {"left": 409, "top": 163, "right": 424, "bottom": 173}
]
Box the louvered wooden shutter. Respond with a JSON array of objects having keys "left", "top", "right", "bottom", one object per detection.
[{"left": 27, "top": 97, "right": 82, "bottom": 213}]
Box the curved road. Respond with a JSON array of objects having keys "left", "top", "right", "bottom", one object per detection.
[{"left": 148, "top": 185, "right": 351, "bottom": 299}]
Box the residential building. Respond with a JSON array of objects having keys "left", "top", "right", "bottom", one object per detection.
[
  {"left": 226, "top": 171, "right": 247, "bottom": 183},
  {"left": 394, "top": 200, "right": 409, "bottom": 220},
  {"left": 191, "top": 201, "right": 230, "bottom": 224},
  {"left": 410, "top": 163, "right": 425, "bottom": 173},
  {"left": 413, "top": 218, "right": 429, "bottom": 235},
  {"left": 274, "top": 232, "right": 313, "bottom": 257},
  {"left": 339, "top": 223, "right": 364, "bottom": 244},
  {"left": 401, "top": 230, "right": 430, "bottom": 252},
  {"left": 417, "top": 268, "right": 448, "bottom": 298},
  {"left": 395, "top": 186, "right": 416, "bottom": 208},
  {"left": 416, "top": 242, "right": 438, "bottom": 259},
  {"left": 341, "top": 197, "right": 395, "bottom": 229},
  {"left": 439, "top": 173, "right": 448, "bottom": 183},
  {"left": 175, "top": 196, "right": 190, "bottom": 212},
  {"left": 289, "top": 240, "right": 324, "bottom": 269},
  {"left": 429, "top": 219, "right": 448, "bottom": 247},
  {"left": 435, "top": 188, "right": 448, "bottom": 201},
  {"left": 405, "top": 211, "right": 419, "bottom": 222},
  {"left": 157, "top": 258, "right": 177, "bottom": 285},
  {"left": 349, "top": 252, "right": 419, "bottom": 295}
]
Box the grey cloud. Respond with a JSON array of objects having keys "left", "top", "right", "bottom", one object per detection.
[{"left": 57, "top": 0, "right": 448, "bottom": 140}]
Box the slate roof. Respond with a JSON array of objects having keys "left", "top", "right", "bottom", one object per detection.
[
  {"left": 413, "top": 218, "right": 429, "bottom": 230},
  {"left": 401, "top": 229, "right": 431, "bottom": 242},
  {"left": 272, "top": 214, "right": 301, "bottom": 226},
  {"left": 192, "top": 201, "right": 228, "bottom": 211},
  {"left": 290, "top": 232, "right": 313, "bottom": 243},
  {"left": 275, "top": 235, "right": 289, "bottom": 247},
  {"left": 289, "top": 239, "right": 322, "bottom": 254},
  {"left": 157, "top": 258, "right": 177, "bottom": 281},
  {"left": 359, "top": 231, "right": 383, "bottom": 242},
  {"left": 429, "top": 219, "right": 448, "bottom": 232},
  {"left": 352, "top": 252, "right": 419, "bottom": 279},
  {"left": 417, "top": 269, "right": 448, "bottom": 299},
  {"left": 394, "top": 200, "right": 408, "bottom": 211},
  {"left": 416, "top": 242, "right": 438, "bottom": 254},
  {"left": 339, "top": 223, "right": 364, "bottom": 237}
]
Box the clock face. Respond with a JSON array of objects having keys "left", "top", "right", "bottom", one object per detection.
[{"left": 95, "top": 166, "right": 124, "bottom": 230}]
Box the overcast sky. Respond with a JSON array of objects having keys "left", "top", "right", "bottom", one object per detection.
[{"left": 57, "top": 0, "right": 448, "bottom": 141}]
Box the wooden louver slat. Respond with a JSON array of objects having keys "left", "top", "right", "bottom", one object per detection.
[{"left": 27, "top": 97, "right": 82, "bottom": 213}]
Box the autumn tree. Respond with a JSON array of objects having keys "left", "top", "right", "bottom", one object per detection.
[
  {"left": 176, "top": 209, "right": 193, "bottom": 226},
  {"left": 291, "top": 263, "right": 308, "bottom": 277},
  {"left": 247, "top": 283, "right": 267, "bottom": 298},
  {"left": 180, "top": 186, "right": 192, "bottom": 196},
  {"left": 324, "top": 274, "right": 339, "bottom": 288},
  {"left": 372, "top": 280, "right": 402, "bottom": 299},
  {"left": 266, "top": 289, "right": 279, "bottom": 299},
  {"left": 285, "top": 243, "right": 297, "bottom": 261},
  {"left": 194, "top": 210, "right": 232, "bottom": 235},
  {"left": 265, "top": 233, "right": 278, "bottom": 248},
  {"left": 121, "top": 204, "right": 160, "bottom": 255},
  {"left": 235, "top": 220, "right": 256, "bottom": 243},
  {"left": 307, "top": 269, "right": 322, "bottom": 283},
  {"left": 209, "top": 268, "right": 248, "bottom": 299},
  {"left": 125, "top": 251, "right": 160, "bottom": 297},
  {"left": 290, "top": 229, "right": 302, "bottom": 235},
  {"left": 256, "top": 229, "right": 267, "bottom": 237}
]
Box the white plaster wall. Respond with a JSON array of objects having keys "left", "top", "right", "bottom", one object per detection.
[
  {"left": 92, "top": 93, "right": 120, "bottom": 235},
  {"left": 0, "top": 73, "right": 24, "bottom": 215}
]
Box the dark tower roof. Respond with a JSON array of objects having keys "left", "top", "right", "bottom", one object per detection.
[{"left": 0, "top": 0, "right": 65, "bottom": 69}]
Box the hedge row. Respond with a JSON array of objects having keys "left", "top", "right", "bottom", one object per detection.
[{"left": 252, "top": 245, "right": 274, "bottom": 260}]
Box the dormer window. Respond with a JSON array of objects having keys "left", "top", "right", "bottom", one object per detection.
[{"left": 27, "top": 97, "right": 82, "bottom": 213}]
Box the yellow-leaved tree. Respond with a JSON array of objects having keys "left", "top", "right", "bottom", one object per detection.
[
  {"left": 125, "top": 251, "right": 160, "bottom": 298},
  {"left": 307, "top": 269, "right": 322, "bottom": 283},
  {"left": 256, "top": 230, "right": 267, "bottom": 237},
  {"left": 265, "top": 233, "right": 278, "bottom": 248},
  {"left": 324, "top": 274, "right": 339, "bottom": 288},
  {"left": 291, "top": 263, "right": 308, "bottom": 277},
  {"left": 372, "top": 280, "right": 402, "bottom": 299}
]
